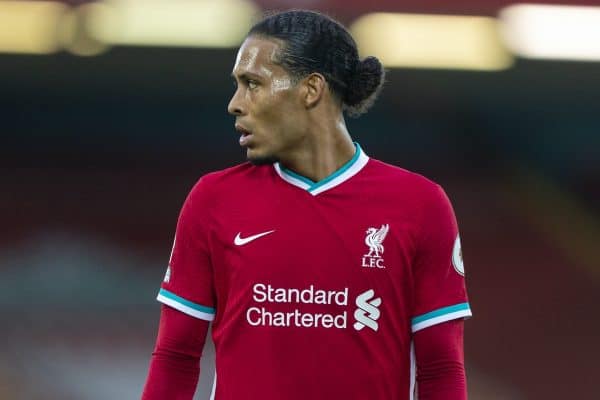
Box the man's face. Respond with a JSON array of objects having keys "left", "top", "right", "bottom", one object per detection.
[{"left": 228, "top": 36, "right": 306, "bottom": 164}]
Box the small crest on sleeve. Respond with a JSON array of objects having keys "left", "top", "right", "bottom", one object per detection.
[{"left": 452, "top": 235, "right": 465, "bottom": 276}]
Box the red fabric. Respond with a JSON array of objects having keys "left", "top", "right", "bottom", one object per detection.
[
  {"left": 414, "top": 319, "right": 467, "bottom": 400},
  {"left": 141, "top": 305, "right": 210, "bottom": 400},
  {"left": 158, "top": 158, "right": 470, "bottom": 399}
]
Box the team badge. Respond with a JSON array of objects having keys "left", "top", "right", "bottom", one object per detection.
[
  {"left": 452, "top": 235, "right": 465, "bottom": 276},
  {"left": 362, "top": 224, "right": 389, "bottom": 269}
]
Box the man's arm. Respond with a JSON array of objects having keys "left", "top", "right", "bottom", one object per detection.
[
  {"left": 414, "top": 319, "right": 467, "bottom": 400},
  {"left": 142, "top": 305, "right": 210, "bottom": 400}
]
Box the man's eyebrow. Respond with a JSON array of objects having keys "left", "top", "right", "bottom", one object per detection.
[{"left": 231, "top": 71, "right": 262, "bottom": 81}]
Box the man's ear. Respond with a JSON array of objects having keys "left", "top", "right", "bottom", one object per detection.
[{"left": 302, "top": 73, "right": 326, "bottom": 109}]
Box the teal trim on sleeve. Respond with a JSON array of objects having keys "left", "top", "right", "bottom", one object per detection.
[
  {"left": 412, "top": 302, "right": 470, "bottom": 325},
  {"left": 158, "top": 288, "right": 215, "bottom": 314}
]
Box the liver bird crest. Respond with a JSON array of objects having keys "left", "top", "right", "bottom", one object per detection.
[{"left": 364, "top": 224, "right": 389, "bottom": 258}]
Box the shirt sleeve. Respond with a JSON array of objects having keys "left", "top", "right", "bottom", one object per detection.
[
  {"left": 414, "top": 319, "right": 467, "bottom": 400},
  {"left": 141, "top": 305, "right": 209, "bottom": 400},
  {"left": 157, "top": 177, "right": 217, "bottom": 321},
  {"left": 411, "top": 184, "right": 472, "bottom": 333}
]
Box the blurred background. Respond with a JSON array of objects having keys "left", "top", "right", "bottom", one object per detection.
[{"left": 1, "top": 0, "right": 599, "bottom": 399}]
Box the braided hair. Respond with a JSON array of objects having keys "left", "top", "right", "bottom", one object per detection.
[{"left": 248, "top": 10, "right": 385, "bottom": 117}]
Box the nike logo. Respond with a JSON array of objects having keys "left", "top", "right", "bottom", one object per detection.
[{"left": 234, "top": 230, "right": 275, "bottom": 246}]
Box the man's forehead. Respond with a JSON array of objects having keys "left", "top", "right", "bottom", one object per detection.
[{"left": 232, "top": 37, "right": 281, "bottom": 73}]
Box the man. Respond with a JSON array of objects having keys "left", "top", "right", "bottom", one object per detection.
[{"left": 142, "top": 10, "right": 471, "bottom": 400}]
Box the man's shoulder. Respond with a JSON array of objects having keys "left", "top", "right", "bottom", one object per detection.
[
  {"left": 366, "top": 158, "right": 454, "bottom": 225},
  {"left": 189, "top": 162, "right": 271, "bottom": 196},
  {"left": 366, "top": 158, "right": 442, "bottom": 194},
  {"left": 201, "top": 162, "right": 262, "bottom": 182}
]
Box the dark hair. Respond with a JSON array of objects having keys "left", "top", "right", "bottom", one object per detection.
[{"left": 248, "top": 10, "right": 385, "bottom": 117}]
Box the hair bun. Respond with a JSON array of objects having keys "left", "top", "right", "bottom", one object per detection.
[{"left": 343, "top": 56, "right": 385, "bottom": 117}]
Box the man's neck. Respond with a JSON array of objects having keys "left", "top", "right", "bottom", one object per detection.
[{"left": 278, "top": 117, "right": 355, "bottom": 183}]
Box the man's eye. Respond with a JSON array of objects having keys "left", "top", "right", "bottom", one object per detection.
[{"left": 248, "top": 80, "right": 258, "bottom": 90}]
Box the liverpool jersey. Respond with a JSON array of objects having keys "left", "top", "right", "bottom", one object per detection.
[{"left": 157, "top": 144, "right": 472, "bottom": 400}]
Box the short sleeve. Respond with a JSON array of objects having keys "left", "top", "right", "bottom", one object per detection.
[
  {"left": 411, "top": 184, "right": 472, "bottom": 333},
  {"left": 156, "top": 177, "right": 216, "bottom": 321}
]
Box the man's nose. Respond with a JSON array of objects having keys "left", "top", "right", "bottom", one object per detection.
[{"left": 227, "top": 89, "right": 246, "bottom": 116}]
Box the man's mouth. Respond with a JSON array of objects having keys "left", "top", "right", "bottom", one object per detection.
[{"left": 236, "top": 124, "right": 253, "bottom": 146}]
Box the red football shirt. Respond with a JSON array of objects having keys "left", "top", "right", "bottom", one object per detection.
[{"left": 157, "top": 144, "right": 471, "bottom": 400}]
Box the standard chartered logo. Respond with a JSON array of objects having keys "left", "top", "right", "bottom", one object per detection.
[
  {"left": 246, "top": 283, "right": 382, "bottom": 332},
  {"left": 353, "top": 289, "right": 382, "bottom": 332}
]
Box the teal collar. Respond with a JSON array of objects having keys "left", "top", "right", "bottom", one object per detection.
[{"left": 274, "top": 143, "right": 369, "bottom": 196}]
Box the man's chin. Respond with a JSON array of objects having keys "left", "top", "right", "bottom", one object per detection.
[
  {"left": 248, "top": 155, "right": 279, "bottom": 166},
  {"left": 247, "top": 149, "right": 278, "bottom": 166}
]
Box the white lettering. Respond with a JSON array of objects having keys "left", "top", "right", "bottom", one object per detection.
[
  {"left": 320, "top": 313, "right": 333, "bottom": 328},
  {"left": 288, "top": 288, "right": 300, "bottom": 302},
  {"left": 246, "top": 307, "right": 262, "bottom": 326},
  {"left": 335, "top": 312, "right": 347, "bottom": 328},
  {"left": 245, "top": 307, "right": 347, "bottom": 329},
  {"left": 301, "top": 312, "right": 313, "bottom": 327},
  {"left": 253, "top": 284, "right": 267, "bottom": 302},
  {"left": 248, "top": 284, "right": 356, "bottom": 330},
  {"left": 362, "top": 257, "right": 386, "bottom": 269},
  {"left": 314, "top": 290, "right": 326, "bottom": 304},
  {"left": 252, "top": 284, "right": 348, "bottom": 305},
  {"left": 273, "top": 288, "right": 287, "bottom": 302},
  {"left": 335, "top": 288, "right": 348, "bottom": 306},
  {"left": 272, "top": 311, "right": 285, "bottom": 326},
  {"left": 301, "top": 286, "right": 315, "bottom": 303}
]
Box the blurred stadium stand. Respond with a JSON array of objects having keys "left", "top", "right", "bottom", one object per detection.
[{"left": 1, "top": 0, "right": 599, "bottom": 399}]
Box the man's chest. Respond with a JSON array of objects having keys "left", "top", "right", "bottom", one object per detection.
[{"left": 208, "top": 194, "right": 419, "bottom": 322}]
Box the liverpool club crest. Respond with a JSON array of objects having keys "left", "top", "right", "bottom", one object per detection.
[{"left": 362, "top": 224, "right": 389, "bottom": 269}]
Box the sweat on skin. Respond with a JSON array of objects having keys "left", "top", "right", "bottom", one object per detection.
[{"left": 233, "top": 41, "right": 293, "bottom": 96}]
